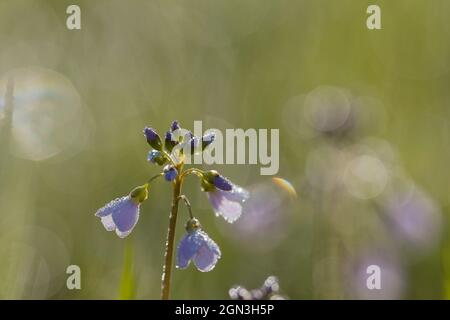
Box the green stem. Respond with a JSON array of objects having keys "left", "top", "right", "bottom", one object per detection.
[
  {"left": 161, "top": 164, "right": 184, "bottom": 300},
  {"left": 147, "top": 172, "right": 163, "bottom": 184},
  {"left": 178, "top": 195, "right": 194, "bottom": 219},
  {"left": 180, "top": 167, "right": 205, "bottom": 179},
  {"left": 162, "top": 150, "right": 177, "bottom": 167}
]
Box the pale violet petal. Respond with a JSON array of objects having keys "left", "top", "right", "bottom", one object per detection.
[
  {"left": 207, "top": 185, "right": 249, "bottom": 223},
  {"left": 193, "top": 239, "right": 221, "bottom": 272},
  {"left": 100, "top": 215, "right": 116, "bottom": 231},
  {"left": 111, "top": 200, "right": 140, "bottom": 233},
  {"left": 176, "top": 232, "right": 203, "bottom": 269},
  {"left": 116, "top": 229, "right": 132, "bottom": 238}
]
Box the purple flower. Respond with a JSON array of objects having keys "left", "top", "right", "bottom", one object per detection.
[
  {"left": 176, "top": 219, "right": 221, "bottom": 272},
  {"left": 164, "top": 165, "right": 178, "bottom": 181},
  {"left": 202, "top": 132, "right": 216, "bottom": 150},
  {"left": 213, "top": 175, "right": 232, "bottom": 191},
  {"left": 143, "top": 127, "right": 162, "bottom": 150},
  {"left": 165, "top": 131, "right": 178, "bottom": 152},
  {"left": 207, "top": 183, "right": 249, "bottom": 223},
  {"left": 95, "top": 185, "right": 148, "bottom": 238},
  {"left": 171, "top": 120, "right": 180, "bottom": 132}
]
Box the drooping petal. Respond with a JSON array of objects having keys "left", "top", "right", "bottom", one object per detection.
[
  {"left": 176, "top": 232, "right": 203, "bottom": 269},
  {"left": 193, "top": 235, "right": 221, "bottom": 272},
  {"left": 176, "top": 230, "right": 221, "bottom": 272},
  {"left": 95, "top": 196, "right": 140, "bottom": 238},
  {"left": 111, "top": 198, "right": 140, "bottom": 235},
  {"left": 207, "top": 185, "right": 250, "bottom": 223},
  {"left": 116, "top": 228, "right": 133, "bottom": 239},
  {"left": 95, "top": 196, "right": 129, "bottom": 217},
  {"left": 214, "top": 175, "right": 233, "bottom": 191},
  {"left": 100, "top": 215, "right": 116, "bottom": 231}
]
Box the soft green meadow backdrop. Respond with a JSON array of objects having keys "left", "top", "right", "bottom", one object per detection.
[{"left": 0, "top": 0, "right": 449, "bottom": 299}]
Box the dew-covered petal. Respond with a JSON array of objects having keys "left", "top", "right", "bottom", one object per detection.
[
  {"left": 111, "top": 199, "right": 140, "bottom": 234},
  {"left": 116, "top": 229, "right": 132, "bottom": 239},
  {"left": 95, "top": 196, "right": 128, "bottom": 218},
  {"left": 207, "top": 185, "right": 250, "bottom": 223},
  {"left": 223, "top": 184, "right": 250, "bottom": 203},
  {"left": 193, "top": 236, "right": 221, "bottom": 272},
  {"left": 95, "top": 195, "right": 141, "bottom": 238},
  {"left": 214, "top": 175, "right": 233, "bottom": 191},
  {"left": 176, "top": 232, "right": 203, "bottom": 269},
  {"left": 100, "top": 215, "right": 116, "bottom": 231}
]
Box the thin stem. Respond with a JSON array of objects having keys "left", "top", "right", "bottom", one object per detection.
[
  {"left": 147, "top": 172, "right": 163, "bottom": 184},
  {"left": 161, "top": 163, "right": 184, "bottom": 300},
  {"left": 180, "top": 167, "right": 205, "bottom": 179},
  {"left": 178, "top": 195, "right": 194, "bottom": 219},
  {"left": 162, "top": 150, "right": 177, "bottom": 167}
]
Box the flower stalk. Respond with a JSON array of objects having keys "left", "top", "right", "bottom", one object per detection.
[{"left": 161, "top": 163, "right": 183, "bottom": 300}]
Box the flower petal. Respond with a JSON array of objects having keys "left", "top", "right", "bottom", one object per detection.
[
  {"left": 207, "top": 185, "right": 249, "bottom": 223},
  {"left": 100, "top": 215, "right": 116, "bottom": 231},
  {"left": 193, "top": 237, "right": 221, "bottom": 272},
  {"left": 111, "top": 201, "right": 140, "bottom": 234},
  {"left": 116, "top": 229, "right": 132, "bottom": 239},
  {"left": 176, "top": 232, "right": 203, "bottom": 269}
]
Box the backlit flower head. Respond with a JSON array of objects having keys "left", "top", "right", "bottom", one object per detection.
[
  {"left": 176, "top": 218, "right": 221, "bottom": 272},
  {"left": 95, "top": 184, "right": 148, "bottom": 238}
]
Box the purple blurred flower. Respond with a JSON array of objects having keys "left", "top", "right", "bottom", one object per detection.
[
  {"left": 221, "top": 182, "right": 290, "bottom": 251},
  {"left": 383, "top": 188, "right": 442, "bottom": 250},
  {"left": 95, "top": 185, "right": 148, "bottom": 238},
  {"left": 176, "top": 219, "right": 221, "bottom": 272},
  {"left": 346, "top": 251, "right": 404, "bottom": 299},
  {"left": 207, "top": 183, "right": 249, "bottom": 223},
  {"left": 164, "top": 165, "right": 178, "bottom": 181}
]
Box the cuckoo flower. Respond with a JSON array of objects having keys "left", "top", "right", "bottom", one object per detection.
[
  {"left": 176, "top": 218, "right": 221, "bottom": 272},
  {"left": 96, "top": 120, "right": 251, "bottom": 299},
  {"left": 95, "top": 184, "right": 148, "bottom": 238},
  {"left": 203, "top": 171, "right": 250, "bottom": 223}
]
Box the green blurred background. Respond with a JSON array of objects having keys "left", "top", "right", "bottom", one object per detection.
[{"left": 0, "top": 0, "right": 449, "bottom": 299}]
